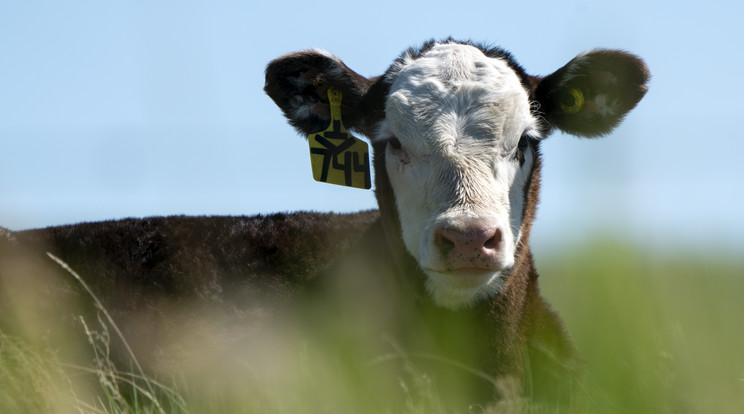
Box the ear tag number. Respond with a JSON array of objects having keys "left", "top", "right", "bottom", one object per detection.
[{"left": 307, "top": 88, "right": 371, "bottom": 190}]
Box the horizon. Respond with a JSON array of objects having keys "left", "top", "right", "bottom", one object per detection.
[{"left": 1, "top": 0, "right": 742, "bottom": 256}]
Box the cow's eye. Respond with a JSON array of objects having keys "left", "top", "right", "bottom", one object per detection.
[
  {"left": 388, "top": 137, "right": 402, "bottom": 150},
  {"left": 515, "top": 135, "right": 530, "bottom": 166},
  {"left": 387, "top": 136, "right": 410, "bottom": 164}
]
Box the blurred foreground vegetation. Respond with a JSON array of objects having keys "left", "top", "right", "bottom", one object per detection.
[
  {"left": 539, "top": 240, "right": 744, "bottom": 414},
  {"left": 1, "top": 239, "right": 742, "bottom": 413}
]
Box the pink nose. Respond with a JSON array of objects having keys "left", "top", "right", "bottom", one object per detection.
[{"left": 433, "top": 226, "right": 503, "bottom": 271}]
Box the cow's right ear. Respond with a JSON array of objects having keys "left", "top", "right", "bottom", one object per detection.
[
  {"left": 534, "top": 50, "right": 650, "bottom": 137},
  {"left": 265, "top": 51, "right": 384, "bottom": 138}
]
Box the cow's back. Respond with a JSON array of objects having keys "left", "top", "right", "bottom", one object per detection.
[{"left": 0, "top": 210, "right": 379, "bottom": 373}]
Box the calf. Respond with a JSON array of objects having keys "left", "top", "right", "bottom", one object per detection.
[
  {"left": 0, "top": 39, "right": 648, "bottom": 408},
  {"left": 265, "top": 38, "right": 648, "bottom": 402}
]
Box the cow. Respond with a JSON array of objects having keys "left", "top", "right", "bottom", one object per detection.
[
  {"left": 262, "top": 38, "right": 648, "bottom": 406},
  {"left": 0, "top": 38, "right": 649, "bottom": 409}
]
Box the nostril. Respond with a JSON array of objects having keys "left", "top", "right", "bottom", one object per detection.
[
  {"left": 434, "top": 230, "right": 456, "bottom": 255},
  {"left": 483, "top": 228, "right": 502, "bottom": 250},
  {"left": 432, "top": 224, "right": 505, "bottom": 271}
]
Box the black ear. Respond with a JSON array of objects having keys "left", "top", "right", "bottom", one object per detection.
[
  {"left": 535, "top": 50, "right": 650, "bottom": 137},
  {"left": 264, "top": 51, "right": 385, "bottom": 137}
]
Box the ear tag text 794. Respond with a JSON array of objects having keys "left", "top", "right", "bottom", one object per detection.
[{"left": 307, "top": 88, "right": 371, "bottom": 190}]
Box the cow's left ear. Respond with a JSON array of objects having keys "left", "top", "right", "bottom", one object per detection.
[
  {"left": 265, "top": 50, "right": 386, "bottom": 138},
  {"left": 534, "top": 50, "right": 650, "bottom": 137}
]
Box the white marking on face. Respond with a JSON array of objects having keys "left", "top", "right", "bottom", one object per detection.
[{"left": 377, "top": 43, "right": 539, "bottom": 309}]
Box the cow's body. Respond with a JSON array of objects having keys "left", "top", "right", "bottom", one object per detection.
[
  {"left": 0, "top": 39, "right": 649, "bottom": 408},
  {"left": 0, "top": 212, "right": 378, "bottom": 372}
]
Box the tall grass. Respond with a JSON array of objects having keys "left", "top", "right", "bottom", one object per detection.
[
  {"left": 0, "top": 330, "right": 84, "bottom": 414},
  {"left": 1, "top": 240, "right": 742, "bottom": 413},
  {"left": 1, "top": 254, "right": 188, "bottom": 414},
  {"left": 540, "top": 240, "right": 744, "bottom": 414},
  {"left": 0, "top": 323, "right": 187, "bottom": 414}
]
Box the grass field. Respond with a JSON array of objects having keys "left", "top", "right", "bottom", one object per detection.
[
  {"left": 1, "top": 240, "right": 742, "bottom": 413},
  {"left": 539, "top": 240, "right": 744, "bottom": 414}
]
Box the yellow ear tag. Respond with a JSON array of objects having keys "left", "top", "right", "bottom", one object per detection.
[
  {"left": 307, "top": 88, "right": 371, "bottom": 189},
  {"left": 560, "top": 88, "right": 585, "bottom": 114}
]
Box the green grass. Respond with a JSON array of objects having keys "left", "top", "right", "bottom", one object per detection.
[
  {"left": 1, "top": 240, "right": 742, "bottom": 413},
  {"left": 0, "top": 331, "right": 80, "bottom": 414},
  {"left": 540, "top": 240, "right": 744, "bottom": 414},
  {"left": 0, "top": 321, "right": 188, "bottom": 414}
]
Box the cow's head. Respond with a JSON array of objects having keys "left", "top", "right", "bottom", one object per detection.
[{"left": 265, "top": 40, "right": 649, "bottom": 309}]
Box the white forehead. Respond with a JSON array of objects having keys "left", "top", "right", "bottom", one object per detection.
[{"left": 383, "top": 43, "right": 537, "bottom": 147}]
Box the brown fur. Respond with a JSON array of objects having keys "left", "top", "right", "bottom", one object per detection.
[{"left": 0, "top": 212, "right": 379, "bottom": 371}]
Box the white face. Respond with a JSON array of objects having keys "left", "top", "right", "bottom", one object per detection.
[{"left": 375, "top": 44, "right": 541, "bottom": 309}]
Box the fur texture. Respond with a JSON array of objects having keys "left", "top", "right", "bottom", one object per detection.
[
  {"left": 264, "top": 38, "right": 649, "bottom": 404},
  {"left": 0, "top": 212, "right": 379, "bottom": 372}
]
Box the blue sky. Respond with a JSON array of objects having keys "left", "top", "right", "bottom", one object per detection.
[{"left": 1, "top": 0, "right": 742, "bottom": 254}]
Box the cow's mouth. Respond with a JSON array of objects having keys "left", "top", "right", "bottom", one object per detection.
[
  {"left": 423, "top": 267, "right": 499, "bottom": 289},
  {"left": 421, "top": 267, "right": 506, "bottom": 309}
]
